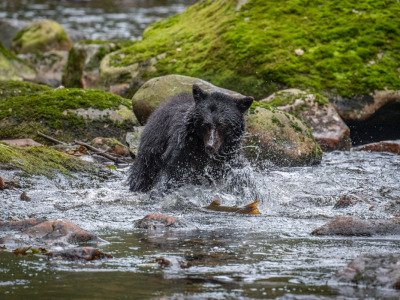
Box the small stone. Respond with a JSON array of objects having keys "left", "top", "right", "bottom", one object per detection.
[
  {"left": 295, "top": 48, "right": 304, "bottom": 56},
  {"left": 0, "top": 177, "right": 5, "bottom": 190},
  {"left": 20, "top": 191, "right": 31, "bottom": 202}
]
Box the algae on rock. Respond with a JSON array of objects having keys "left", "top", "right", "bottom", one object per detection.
[
  {"left": 244, "top": 106, "right": 322, "bottom": 166},
  {"left": 0, "top": 143, "right": 94, "bottom": 176},
  {"left": 12, "top": 19, "right": 72, "bottom": 54},
  {"left": 0, "top": 85, "right": 137, "bottom": 142},
  {"left": 102, "top": 0, "right": 400, "bottom": 99},
  {"left": 0, "top": 43, "right": 35, "bottom": 81}
]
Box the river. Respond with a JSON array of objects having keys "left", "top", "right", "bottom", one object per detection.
[{"left": 1, "top": 151, "right": 400, "bottom": 299}]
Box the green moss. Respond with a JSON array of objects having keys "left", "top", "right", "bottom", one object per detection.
[
  {"left": 62, "top": 47, "right": 86, "bottom": 88},
  {"left": 0, "top": 88, "right": 134, "bottom": 141},
  {"left": 0, "top": 80, "right": 50, "bottom": 99},
  {"left": 12, "top": 20, "right": 72, "bottom": 54},
  {"left": 0, "top": 143, "right": 93, "bottom": 176},
  {"left": 0, "top": 43, "right": 36, "bottom": 81},
  {"left": 105, "top": 0, "right": 400, "bottom": 99}
]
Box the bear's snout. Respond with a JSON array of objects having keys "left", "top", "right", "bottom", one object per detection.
[{"left": 204, "top": 127, "right": 221, "bottom": 156}]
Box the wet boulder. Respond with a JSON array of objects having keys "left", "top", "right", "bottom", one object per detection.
[
  {"left": 47, "top": 247, "right": 112, "bottom": 261},
  {"left": 262, "top": 89, "right": 351, "bottom": 151},
  {"left": 0, "top": 43, "right": 35, "bottom": 81},
  {"left": 12, "top": 19, "right": 72, "bottom": 54},
  {"left": 131, "top": 74, "right": 246, "bottom": 124},
  {"left": 311, "top": 216, "right": 400, "bottom": 236},
  {"left": 352, "top": 140, "right": 400, "bottom": 155},
  {"left": 0, "top": 218, "right": 104, "bottom": 248},
  {"left": 0, "top": 83, "right": 137, "bottom": 142},
  {"left": 125, "top": 126, "right": 144, "bottom": 157},
  {"left": 63, "top": 40, "right": 123, "bottom": 89},
  {"left": 244, "top": 107, "right": 322, "bottom": 166},
  {"left": 334, "top": 253, "right": 400, "bottom": 290},
  {"left": 135, "top": 214, "right": 184, "bottom": 230}
]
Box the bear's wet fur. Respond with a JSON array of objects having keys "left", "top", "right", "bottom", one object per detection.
[{"left": 128, "top": 84, "right": 253, "bottom": 192}]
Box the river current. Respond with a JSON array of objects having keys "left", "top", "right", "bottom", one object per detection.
[{"left": 1, "top": 151, "right": 400, "bottom": 299}]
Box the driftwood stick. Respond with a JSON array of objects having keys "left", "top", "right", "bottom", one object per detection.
[
  {"left": 37, "top": 131, "right": 66, "bottom": 145},
  {"left": 74, "top": 140, "right": 125, "bottom": 164}
]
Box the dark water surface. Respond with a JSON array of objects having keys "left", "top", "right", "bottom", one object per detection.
[
  {"left": 0, "top": 0, "right": 197, "bottom": 40},
  {"left": 1, "top": 151, "right": 400, "bottom": 299}
]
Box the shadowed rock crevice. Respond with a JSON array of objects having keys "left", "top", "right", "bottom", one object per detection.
[{"left": 346, "top": 102, "right": 400, "bottom": 145}]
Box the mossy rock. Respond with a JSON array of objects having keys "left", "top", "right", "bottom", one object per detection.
[
  {"left": 244, "top": 107, "right": 322, "bottom": 166},
  {"left": 260, "top": 89, "right": 351, "bottom": 151},
  {"left": 0, "top": 85, "right": 138, "bottom": 142},
  {"left": 0, "top": 143, "right": 94, "bottom": 176},
  {"left": 102, "top": 0, "right": 400, "bottom": 100},
  {"left": 12, "top": 19, "right": 72, "bottom": 54},
  {"left": 0, "top": 43, "right": 35, "bottom": 81},
  {"left": 0, "top": 80, "right": 50, "bottom": 99},
  {"left": 132, "top": 74, "right": 246, "bottom": 124},
  {"left": 63, "top": 40, "right": 126, "bottom": 89}
]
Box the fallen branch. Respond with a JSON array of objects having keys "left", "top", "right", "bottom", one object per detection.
[
  {"left": 37, "top": 131, "right": 66, "bottom": 145},
  {"left": 74, "top": 140, "right": 126, "bottom": 164}
]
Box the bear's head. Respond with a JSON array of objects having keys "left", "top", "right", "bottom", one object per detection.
[{"left": 191, "top": 84, "right": 253, "bottom": 157}]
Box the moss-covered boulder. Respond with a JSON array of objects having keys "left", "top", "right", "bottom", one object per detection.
[
  {"left": 0, "top": 82, "right": 137, "bottom": 142},
  {"left": 0, "top": 43, "right": 35, "bottom": 81},
  {"left": 63, "top": 40, "right": 126, "bottom": 89},
  {"left": 261, "top": 89, "right": 351, "bottom": 151},
  {"left": 0, "top": 143, "right": 94, "bottom": 176},
  {"left": 12, "top": 20, "right": 72, "bottom": 54},
  {"left": 101, "top": 0, "right": 400, "bottom": 100},
  {"left": 244, "top": 107, "right": 322, "bottom": 166},
  {"left": 132, "top": 74, "right": 248, "bottom": 124},
  {"left": 0, "top": 80, "right": 50, "bottom": 99}
]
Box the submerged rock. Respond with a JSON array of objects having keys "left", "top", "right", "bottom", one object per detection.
[
  {"left": 312, "top": 216, "right": 400, "bottom": 236},
  {"left": 12, "top": 19, "right": 72, "bottom": 54},
  {"left": 334, "top": 253, "right": 400, "bottom": 290},
  {"left": 0, "top": 83, "right": 137, "bottom": 142},
  {"left": 244, "top": 107, "right": 322, "bottom": 166},
  {"left": 131, "top": 74, "right": 247, "bottom": 125},
  {"left": 352, "top": 140, "right": 400, "bottom": 155},
  {"left": 47, "top": 247, "right": 112, "bottom": 261},
  {"left": 135, "top": 214, "right": 184, "bottom": 230},
  {"left": 0, "top": 218, "right": 104, "bottom": 248},
  {"left": 262, "top": 89, "right": 351, "bottom": 151}
]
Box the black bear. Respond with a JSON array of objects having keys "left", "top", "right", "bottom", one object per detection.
[{"left": 128, "top": 84, "right": 253, "bottom": 192}]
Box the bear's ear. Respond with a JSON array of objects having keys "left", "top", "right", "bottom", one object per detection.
[
  {"left": 193, "top": 84, "right": 208, "bottom": 103},
  {"left": 236, "top": 96, "right": 254, "bottom": 113}
]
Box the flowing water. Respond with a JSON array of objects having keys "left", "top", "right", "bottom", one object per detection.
[
  {"left": 0, "top": 0, "right": 197, "bottom": 40},
  {"left": 1, "top": 151, "right": 400, "bottom": 299}
]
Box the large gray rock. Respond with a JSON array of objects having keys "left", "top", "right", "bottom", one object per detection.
[
  {"left": 244, "top": 107, "right": 322, "bottom": 166},
  {"left": 312, "top": 216, "right": 400, "bottom": 236}
]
